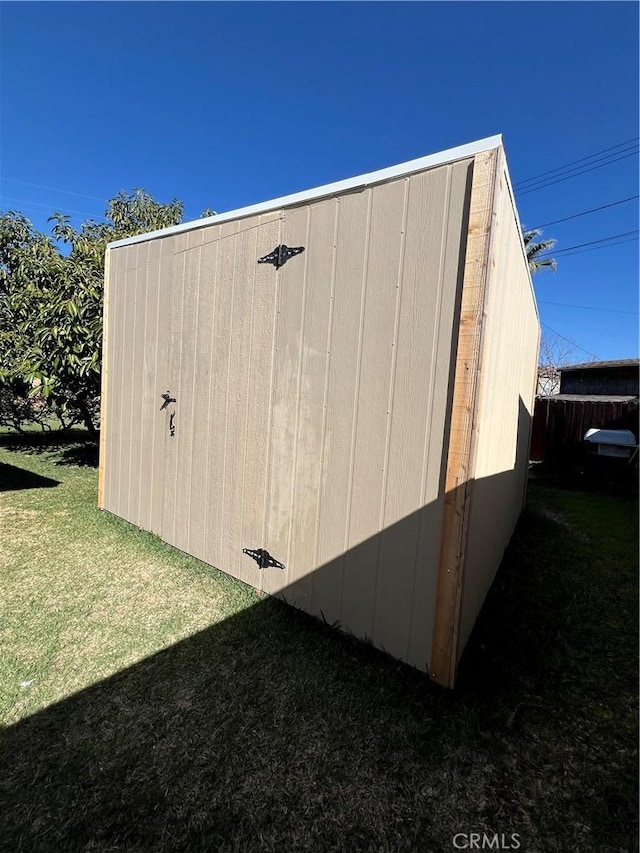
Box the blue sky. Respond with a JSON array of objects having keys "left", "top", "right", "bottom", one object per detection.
[{"left": 1, "top": 1, "right": 638, "bottom": 361}]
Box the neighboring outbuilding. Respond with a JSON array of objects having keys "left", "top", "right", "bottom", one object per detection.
[
  {"left": 559, "top": 359, "right": 639, "bottom": 397},
  {"left": 98, "top": 135, "right": 539, "bottom": 688},
  {"left": 531, "top": 359, "right": 639, "bottom": 467}
]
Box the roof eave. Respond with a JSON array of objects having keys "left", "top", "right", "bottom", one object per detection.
[{"left": 107, "top": 134, "right": 503, "bottom": 250}]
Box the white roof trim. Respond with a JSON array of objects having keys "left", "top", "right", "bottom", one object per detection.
[{"left": 107, "top": 134, "right": 503, "bottom": 250}]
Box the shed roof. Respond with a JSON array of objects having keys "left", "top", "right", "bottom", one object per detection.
[
  {"left": 538, "top": 394, "right": 638, "bottom": 403},
  {"left": 560, "top": 358, "right": 640, "bottom": 372},
  {"left": 108, "top": 135, "right": 504, "bottom": 250}
]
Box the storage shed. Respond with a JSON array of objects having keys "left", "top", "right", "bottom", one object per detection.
[{"left": 98, "top": 135, "right": 539, "bottom": 687}]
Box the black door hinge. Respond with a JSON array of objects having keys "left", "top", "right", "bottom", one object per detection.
[
  {"left": 258, "top": 245, "right": 305, "bottom": 270},
  {"left": 243, "top": 548, "right": 285, "bottom": 570}
]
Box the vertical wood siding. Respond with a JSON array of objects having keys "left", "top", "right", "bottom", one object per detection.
[
  {"left": 280, "top": 200, "right": 336, "bottom": 612},
  {"left": 161, "top": 232, "right": 189, "bottom": 547},
  {"left": 457, "top": 156, "right": 540, "bottom": 656},
  {"left": 104, "top": 155, "right": 529, "bottom": 678},
  {"left": 150, "top": 214, "right": 283, "bottom": 590},
  {"left": 260, "top": 161, "right": 474, "bottom": 669},
  {"left": 384, "top": 161, "right": 474, "bottom": 668},
  {"left": 102, "top": 237, "right": 174, "bottom": 530},
  {"left": 308, "top": 190, "right": 371, "bottom": 616}
]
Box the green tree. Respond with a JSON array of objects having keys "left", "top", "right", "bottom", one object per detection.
[
  {"left": 0, "top": 212, "right": 61, "bottom": 429},
  {"left": 0, "top": 191, "right": 185, "bottom": 433},
  {"left": 523, "top": 227, "right": 557, "bottom": 274}
]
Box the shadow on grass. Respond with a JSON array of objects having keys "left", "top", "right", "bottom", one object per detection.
[
  {"left": 1, "top": 485, "right": 637, "bottom": 852},
  {"left": 0, "top": 429, "right": 99, "bottom": 468},
  {"left": 0, "top": 462, "right": 60, "bottom": 492}
]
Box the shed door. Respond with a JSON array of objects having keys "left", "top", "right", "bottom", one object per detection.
[{"left": 159, "top": 212, "right": 287, "bottom": 590}]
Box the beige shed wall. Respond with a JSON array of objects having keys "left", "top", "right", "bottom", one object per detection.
[
  {"left": 101, "top": 158, "right": 474, "bottom": 675},
  {"left": 101, "top": 214, "right": 283, "bottom": 562},
  {"left": 457, "top": 155, "right": 540, "bottom": 656},
  {"left": 102, "top": 232, "right": 191, "bottom": 532},
  {"left": 264, "top": 160, "right": 473, "bottom": 671}
]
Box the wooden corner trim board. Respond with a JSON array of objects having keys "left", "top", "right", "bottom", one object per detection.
[
  {"left": 522, "top": 324, "right": 542, "bottom": 512},
  {"left": 430, "top": 147, "right": 500, "bottom": 688},
  {"left": 97, "top": 247, "right": 111, "bottom": 510}
]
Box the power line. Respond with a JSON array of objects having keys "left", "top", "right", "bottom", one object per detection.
[
  {"left": 539, "top": 229, "right": 639, "bottom": 257},
  {"left": 517, "top": 143, "right": 638, "bottom": 190},
  {"left": 531, "top": 195, "right": 640, "bottom": 229},
  {"left": 0, "top": 204, "right": 90, "bottom": 224},
  {"left": 516, "top": 149, "right": 638, "bottom": 196},
  {"left": 538, "top": 300, "right": 638, "bottom": 316},
  {"left": 514, "top": 137, "right": 639, "bottom": 186},
  {"left": 0, "top": 176, "right": 107, "bottom": 202},
  {"left": 540, "top": 322, "right": 600, "bottom": 360},
  {"left": 542, "top": 236, "right": 638, "bottom": 259},
  {"left": 517, "top": 146, "right": 638, "bottom": 191},
  {"left": 0, "top": 194, "right": 105, "bottom": 219}
]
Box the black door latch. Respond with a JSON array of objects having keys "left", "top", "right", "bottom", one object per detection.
[
  {"left": 161, "top": 392, "right": 177, "bottom": 438},
  {"left": 160, "top": 392, "right": 177, "bottom": 411},
  {"left": 258, "top": 245, "right": 305, "bottom": 270}
]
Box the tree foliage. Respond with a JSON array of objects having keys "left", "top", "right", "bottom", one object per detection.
[
  {"left": 0, "top": 191, "right": 184, "bottom": 433},
  {"left": 523, "top": 227, "right": 557, "bottom": 274}
]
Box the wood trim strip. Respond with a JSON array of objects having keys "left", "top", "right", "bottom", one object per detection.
[
  {"left": 522, "top": 323, "right": 542, "bottom": 510},
  {"left": 97, "top": 247, "right": 111, "bottom": 510},
  {"left": 430, "top": 148, "right": 499, "bottom": 688}
]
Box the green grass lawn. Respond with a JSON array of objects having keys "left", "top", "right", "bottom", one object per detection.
[{"left": 0, "top": 431, "right": 637, "bottom": 853}]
